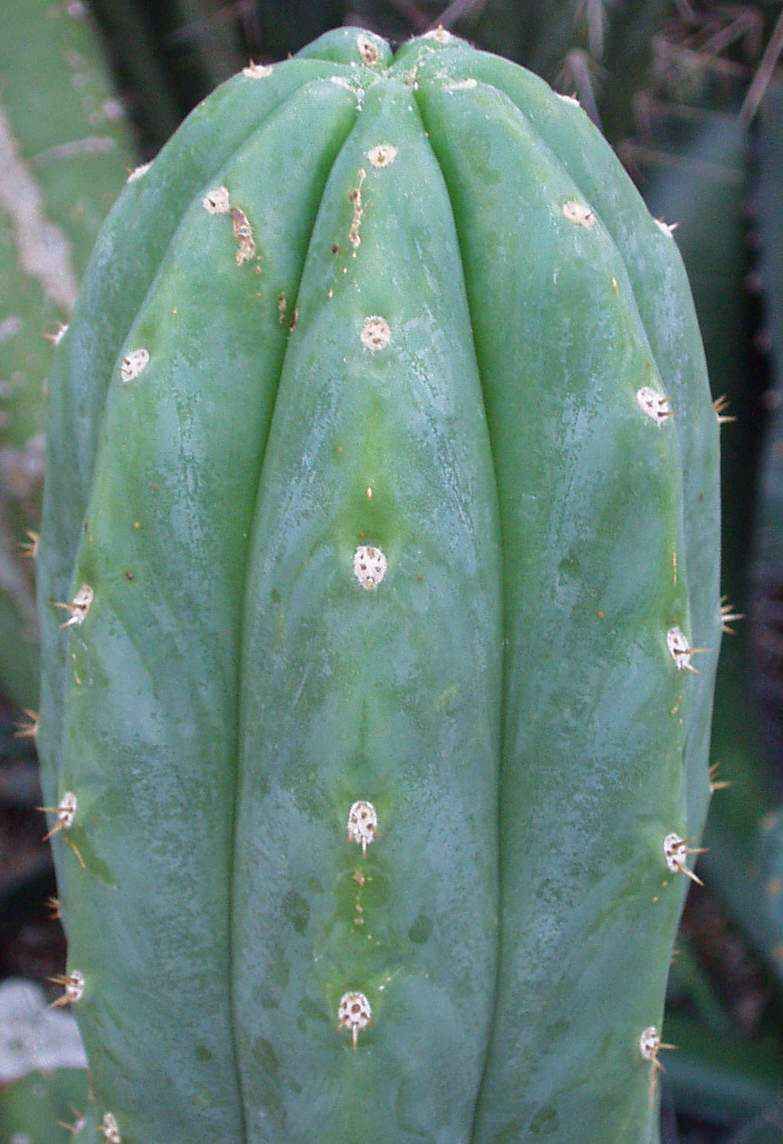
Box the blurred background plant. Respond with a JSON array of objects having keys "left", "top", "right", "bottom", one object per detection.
[{"left": 0, "top": 1, "right": 781, "bottom": 1139}]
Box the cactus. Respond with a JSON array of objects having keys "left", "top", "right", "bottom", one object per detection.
[
  {"left": 0, "top": 0, "right": 135, "bottom": 710},
  {"left": 37, "top": 27, "right": 721, "bottom": 1142}
]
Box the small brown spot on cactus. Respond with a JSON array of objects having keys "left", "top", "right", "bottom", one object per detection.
[
  {"left": 713, "top": 394, "right": 736, "bottom": 424},
  {"left": 720, "top": 596, "right": 744, "bottom": 634},
  {"left": 655, "top": 218, "right": 678, "bottom": 237},
  {"left": 636, "top": 386, "right": 672, "bottom": 424},
  {"left": 133, "top": 520, "right": 141, "bottom": 530},
  {"left": 596, "top": 610, "right": 605, "bottom": 619},
  {"left": 243, "top": 61, "right": 273, "bottom": 78},
  {"left": 424, "top": 25, "right": 452, "bottom": 43},
  {"left": 331, "top": 243, "right": 340, "bottom": 255},
  {"left": 356, "top": 33, "right": 381, "bottom": 65},
  {"left": 354, "top": 916, "right": 365, "bottom": 926},
  {"left": 56, "top": 583, "right": 94, "bottom": 628},
  {"left": 289, "top": 308, "right": 299, "bottom": 332},
  {"left": 202, "top": 186, "right": 230, "bottom": 214},
  {"left": 361, "top": 315, "right": 390, "bottom": 352},
  {"left": 46, "top": 896, "right": 61, "bottom": 920},
  {"left": 353, "top": 869, "right": 366, "bottom": 887},
  {"left": 38, "top": 791, "right": 77, "bottom": 841},
  {"left": 338, "top": 991, "right": 372, "bottom": 1048},
  {"left": 443, "top": 77, "right": 477, "bottom": 92},
  {"left": 353, "top": 545, "right": 387, "bottom": 590},
  {"left": 348, "top": 168, "right": 366, "bottom": 248},
  {"left": 563, "top": 200, "right": 596, "bottom": 228},
  {"left": 50, "top": 970, "right": 84, "bottom": 1007},
  {"left": 708, "top": 762, "right": 731, "bottom": 793},
  {"left": 277, "top": 293, "right": 287, "bottom": 325},
  {"left": 368, "top": 144, "right": 397, "bottom": 168},
  {"left": 99, "top": 1113, "right": 121, "bottom": 1143},
  {"left": 120, "top": 347, "right": 149, "bottom": 382},
  {"left": 663, "top": 833, "right": 706, "bottom": 885},
  {"left": 231, "top": 207, "right": 256, "bottom": 265},
  {"left": 768, "top": 878, "right": 783, "bottom": 897},
  {"left": 557, "top": 92, "right": 581, "bottom": 107},
  {"left": 667, "top": 626, "right": 706, "bottom": 673},
  {"left": 366, "top": 486, "right": 373, "bottom": 499},
  {"left": 127, "top": 161, "right": 151, "bottom": 183},
  {"left": 124, "top": 569, "right": 134, "bottom": 581},
  {"left": 347, "top": 800, "right": 378, "bottom": 855}
]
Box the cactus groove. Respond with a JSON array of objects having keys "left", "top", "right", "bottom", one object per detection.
[{"left": 38, "top": 26, "right": 721, "bottom": 1143}]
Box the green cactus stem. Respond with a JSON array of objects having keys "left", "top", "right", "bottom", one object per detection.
[{"left": 38, "top": 26, "right": 721, "bottom": 1142}]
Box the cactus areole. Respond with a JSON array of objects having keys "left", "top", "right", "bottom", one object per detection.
[{"left": 38, "top": 26, "right": 721, "bottom": 1144}]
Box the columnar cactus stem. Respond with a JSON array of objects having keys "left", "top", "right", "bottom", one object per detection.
[{"left": 38, "top": 26, "right": 720, "bottom": 1143}]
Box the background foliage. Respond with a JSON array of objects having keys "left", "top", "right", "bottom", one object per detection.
[{"left": 1, "top": 2, "right": 781, "bottom": 1138}]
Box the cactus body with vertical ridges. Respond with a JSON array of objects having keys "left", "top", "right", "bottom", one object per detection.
[{"left": 38, "top": 27, "right": 721, "bottom": 1142}]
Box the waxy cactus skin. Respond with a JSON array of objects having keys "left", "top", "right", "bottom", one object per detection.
[{"left": 38, "top": 26, "right": 721, "bottom": 1143}]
